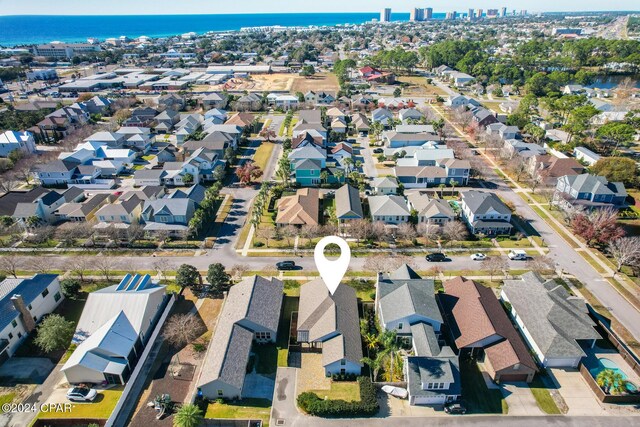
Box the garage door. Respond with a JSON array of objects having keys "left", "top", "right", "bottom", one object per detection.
[
  {"left": 499, "top": 374, "right": 529, "bottom": 382},
  {"left": 413, "top": 395, "right": 446, "bottom": 405}
]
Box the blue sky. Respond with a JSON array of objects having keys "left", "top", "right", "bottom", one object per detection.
[{"left": 0, "top": 0, "right": 638, "bottom": 15}]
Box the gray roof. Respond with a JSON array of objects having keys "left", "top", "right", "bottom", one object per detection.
[
  {"left": 561, "top": 174, "right": 627, "bottom": 198},
  {"left": 372, "top": 177, "right": 398, "bottom": 189},
  {"left": 502, "top": 272, "right": 600, "bottom": 360},
  {"left": 199, "top": 276, "right": 284, "bottom": 392},
  {"left": 406, "top": 355, "right": 461, "bottom": 398},
  {"left": 335, "top": 184, "right": 363, "bottom": 220},
  {"left": 0, "top": 274, "right": 59, "bottom": 330},
  {"left": 378, "top": 265, "right": 443, "bottom": 326},
  {"left": 297, "top": 279, "right": 363, "bottom": 366},
  {"left": 461, "top": 191, "right": 511, "bottom": 216},
  {"left": 368, "top": 195, "right": 410, "bottom": 217},
  {"left": 408, "top": 194, "right": 454, "bottom": 219},
  {"left": 410, "top": 322, "right": 442, "bottom": 357}
]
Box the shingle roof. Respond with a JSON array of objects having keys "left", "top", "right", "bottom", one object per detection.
[
  {"left": 461, "top": 191, "right": 511, "bottom": 216},
  {"left": 368, "top": 195, "right": 410, "bottom": 217},
  {"left": 501, "top": 272, "right": 600, "bottom": 360},
  {"left": 275, "top": 188, "right": 320, "bottom": 226},
  {"left": 297, "top": 279, "right": 363, "bottom": 366},
  {"left": 444, "top": 277, "right": 537, "bottom": 372},
  {"left": 0, "top": 274, "right": 59, "bottom": 330},
  {"left": 335, "top": 184, "right": 363, "bottom": 220}
]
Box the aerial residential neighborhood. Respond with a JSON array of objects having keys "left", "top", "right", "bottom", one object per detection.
[{"left": 0, "top": 4, "right": 640, "bottom": 427}]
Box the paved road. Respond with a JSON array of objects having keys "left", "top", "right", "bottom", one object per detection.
[{"left": 283, "top": 416, "right": 639, "bottom": 427}]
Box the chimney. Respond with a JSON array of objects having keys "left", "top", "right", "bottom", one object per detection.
[{"left": 11, "top": 295, "right": 36, "bottom": 333}]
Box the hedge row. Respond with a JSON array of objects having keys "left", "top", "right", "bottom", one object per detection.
[{"left": 297, "top": 377, "right": 379, "bottom": 417}]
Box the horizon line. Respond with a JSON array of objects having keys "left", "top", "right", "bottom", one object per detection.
[{"left": 1, "top": 10, "right": 640, "bottom": 17}]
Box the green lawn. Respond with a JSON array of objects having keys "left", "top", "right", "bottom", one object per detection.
[
  {"left": 309, "top": 381, "right": 361, "bottom": 402},
  {"left": 276, "top": 296, "right": 298, "bottom": 367},
  {"left": 460, "top": 360, "right": 507, "bottom": 414},
  {"left": 36, "top": 388, "right": 123, "bottom": 419},
  {"left": 205, "top": 398, "right": 271, "bottom": 426},
  {"left": 253, "top": 141, "right": 276, "bottom": 172},
  {"left": 529, "top": 375, "right": 562, "bottom": 414},
  {"left": 497, "top": 238, "right": 534, "bottom": 249},
  {"left": 0, "top": 393, "right": 16, "bottom": 412}
]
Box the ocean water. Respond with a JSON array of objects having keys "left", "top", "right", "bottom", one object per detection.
[{"left": 0, "top": 13, "right": 446, "bottom": 47}]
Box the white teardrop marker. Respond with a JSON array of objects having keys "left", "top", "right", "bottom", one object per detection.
[{"left": 314, "top": 236, "right": 351, "bottom": 295}]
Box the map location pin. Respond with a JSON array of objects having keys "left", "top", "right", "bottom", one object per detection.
[{"left": 314, "top": 235, "right": 351, "bottom": 295}]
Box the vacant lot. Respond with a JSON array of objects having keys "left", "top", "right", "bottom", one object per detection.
[
  {"left": 291, "top": 72, "right": 340, "bottom": 93},
  {"left": 397, "top": 76, "right": 448, "bottom": 96}
]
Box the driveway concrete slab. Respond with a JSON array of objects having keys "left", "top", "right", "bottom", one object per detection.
[
  {"left": 501, "top": 382, "right": 543, "bottom": 416},
  {"left": 550, "top": 368, "right": 606, "bottom": 416}
]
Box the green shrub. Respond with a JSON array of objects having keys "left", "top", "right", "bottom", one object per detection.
[
  {"left": 297, "top": 377, "right": 379, "bottom": 417},
  {"left": 254, "top": 241, "right": 265, "bottom": 247}
]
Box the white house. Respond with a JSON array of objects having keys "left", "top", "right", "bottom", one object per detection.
[
  {"left": 0, "top": 131, "right": 37, "bottom": 158},
  {"left": 0, "top": 275, "right": 64, "bottom": 361},
  {"left": 573, "top": 147, "right": 601, "bottom": 166},
  {"left": 61, "top": 274, "right": 167, "bottom": 385}
]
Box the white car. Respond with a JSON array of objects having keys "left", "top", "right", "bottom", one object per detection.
[
  {"left": 66, "top": 387, "right": 98, "bottom": 402},
  {"left": 470, "top": 253, "right": 486, "bottom": 261}
]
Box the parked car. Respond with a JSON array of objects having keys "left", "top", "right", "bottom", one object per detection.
[
  {"left": 426, "top": 253, "right": 448, "bottom": 262},
  {"left": 373, "top": 148, "right": 384, "bottom": 154},
  {"left": 444, "top": 402, "right": 467, "bottom": 414},
  {"left": 276, "top": 261, "right": 297, "bottom": 270},
  {"left": 470, "top": 253, "right": 486, "bottom": 261},
  {"left": 508, "top": 250, "right": 528, "bottom": 260},
  {"left": 66, "top": 387, "right": 98, "bottom": 402}
]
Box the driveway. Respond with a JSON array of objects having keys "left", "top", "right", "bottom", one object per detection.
[
  {"left": 548, "top": 368, "right": 605, "bottom": 416},
  {"left": 0, "top": 358, "right": 53, "bottom": 383},
  {"left": 500, "top": 382, "right": 543, "bottom": 416},
  {"left": 270, "top": 367, "right": 302, "bottom": 426}
]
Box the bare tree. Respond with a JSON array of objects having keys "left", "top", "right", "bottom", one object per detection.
[
  {"left": 229, "top": 264, "right": 249, "bottom": 281},
  {"left": 0, "top": 255, "right": 20, "bottom": 278},
  {"left": 452, "top": 107, "right": 473, "bottom": 131},
  {"left": 350, "top": 219, "right": 373, "bottom": 245},
  {"left": 417, "top": 222, "right": 441, "bottom": 243},
  {"left": 279, "top": 225, "right": 297, "bottom": 247},
  {"left": 152, "top": 260, "right": 174, "bottom": 281},
  {"left": 67, "top": 258, "right": 93, "bottom": 282},
  {"left": 163, "top": 313, "right": 205, "bottom": 362},
  {"left": 95, "top": 257, "right": 117, "bottom": 282},
  {"left": 256, "top": 227, "right": 276, "bottom": 248},
  {"left": 608, "top": 237, "right": 640, "bottom": 272},
  {"left": 525, "top": 256, "right": 556, "bottom": 275},
  {"left": 300, "top": 224, "right": 320, "bottom": 246},
  {"left": 508, "top": 156, "right": 529, "bottom": 182},
  {"left": 397, "top": 223, "right": 415, "bottom": 243},
  {"left": 428, "top": 265, "right": 443, "bottom": 280},
  {"left": 481, "top": 256, "right": 509, "bottom": 281},
  {"left": 0, "top": 177, "right": 20, "bottom": 193},
  {"left": 442, "top": 221, "right": 468, "bottom": 242},
  {"left": 371, "top": 221, "right": 388, "bottom": 241},
  {"left": 25, "top": 257, "right": 50, "bottom": 274}
]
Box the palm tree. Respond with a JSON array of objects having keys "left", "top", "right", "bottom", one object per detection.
[
  {"left": 379, "top": 330, "right": 400, "bottom": 381},
  {"left": 596, "top": 369, "right": 628, "bottom": 395},
  {"left": 343, "top": 157, "right": 355, "bottom": 173},
  {"left": 449, "top": 178, "right": 457, "bottom": 197},
  {"left": 438, "top": 183, "right": 446, "bottom": 199},
  {"left": 361, "top": 352, "right": 386, "bottom": 382},
  {"left": 173, "top": 403, "right": 203, "bottom": 427},
  {"left": 363, "top": 333, "right": 379, "bottom": 350},
  {"left": 320, "top": 170, "right": 329, "bottom": 185},
  {"left": 334, "top": 169, "right": 345, "bottom": 184}
]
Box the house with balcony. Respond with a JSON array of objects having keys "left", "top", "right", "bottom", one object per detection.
[
  {"left": 0, "top": 131, "right": 37, "bottom": 158},
  {"left": 554, "top": 173, "right": 627, "bottom": 210},
  {"left": 368, "top": 195, "right": 410, "bottom": 225},
  {"left": 459, "top": 190, "right": 513, "bottom": 235}
]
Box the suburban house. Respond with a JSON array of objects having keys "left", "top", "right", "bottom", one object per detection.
[
  {"left": 31, "top": 160, "right": 80, "bottom": 186},
  {"left": 573, "top": 147, "right": 601, "bottom": 166},
  {"left": 0, "top": 274, "right": 64, "bottom": 360},
  {"left": 528, "top": 155, "right": 585, "bottom": 184},
  {"left": 486, "top": 123, "right": 519, "bottom": 140},
  {"left": 383, "top": 131, "right": 441, "bottom": 149},
  {"left": 0, "top": 131, "right": 37, "bottom": 158},
  {"left": 501, "top": 272, "right": 601, "bottom": 368},
  {"left": 554, "top": 173, "right": 627, "bottom": 210},
  {"left": 358, "top": 66, "right": 395, "bottom": 84},
  {"left": 275, "top": 188, "right": 320, "bottom": 227},
  {"left": 351, "top": 113, "right": 371, "bottom": 134},
  {"left": 459, "top": 191, "right": 513, "bottom": 235},
  {"left": 234, "top": 93, "right": 263, "bottom": 111},
  {"left": 296, "top": 279, "right": 363, "bottom": 376},
  {"left": 201, "top": 92, "right": 228, "bottom": 109},
  {"left": 394, "top": 158, "right": 470, "bottom": 188},
  {"left": 442, "top": 277, "right": 537, "bottom": 383},
  {"left": 371, "top": 108, "right": 394, "bottom": 127},
  {"left": 375, "top": 265, "right": 460, "bottom": 405},
  {"left": 61, "top": 274, "right": 167, "bottom": 384},
  {"left": 407, "top": 193, "right": 455, "bottom": 225},
  {"left": 198, "top": 276, "right": 283, "bottom": 399},
  {"left": 371, "top": 177, "right": 399, "bottom": 195},
  {"left": 94, "top": 194, "right": 144, "bottom": 227},
  {"left": 504, "top": 140, "right": 547, "bottom": 159},
  {"left": 54, "top": 193, "right": 111, "bottom": 223},
  {"left": 398, "top": 108, "right": 424, "bottom": 123},
  {"left": 0, "top": 187, "right": 66, "bottom": 225},
  {"left": 368, "top": 195, "right": 411, "bottom": 225},
  {"left": 335, "top": 184, "right": 363, "bottom": 226},
  {"left": 140, "top": 196, "right": 199, "bottom": 235}
]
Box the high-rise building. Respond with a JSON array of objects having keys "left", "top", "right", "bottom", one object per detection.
[
  {"left": 477, "top": 9, "right": 483, "bottom": 19},
  {"left": 501, "top": 7, "right": 508, "bottom": 17},
  {"left": 425, "top": 7, "right": 433, "bottom": 19},
  {"left": 487, "top": 9, "right": 499, "bottom": 18},
  {"left": 468, "top": 8, "right": 475, "bottom": 20},
  {"left": 410, "top": 8, "right": 424, "bottom": 21},
  {"left": 380, "top": 8, "right": 391, "bottom": 22},
  {"left": 520, "top": 10, "right": 528, "bottom": 16}
]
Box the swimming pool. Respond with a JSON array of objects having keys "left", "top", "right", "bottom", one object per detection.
[{"left": 589, "top": 357, "right": 638, "bottom": 394}]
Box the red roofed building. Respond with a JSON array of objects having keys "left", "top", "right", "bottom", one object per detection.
[
  {"left": 358, "top": 66, "right": 395, "bottom": 84},
  {"left": 443, "top": 277, "right": 538, "bottom": 383}
]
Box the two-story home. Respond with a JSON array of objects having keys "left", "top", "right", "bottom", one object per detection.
[
  {"left": 335, "top": 184, "right": 363, "bottom": 227},
  {"left": 459, "top": 190, "right": 513, "bottom": 235},
  {"left": 0, "top": 274, "right": 64, "bottom": 360},
  {"left": 407, "top": 193, "right": 455, "bottom": 225},
  {"left": 0, "top": 131, "right": 37, "bottom": 158},
  {"left": 554, "top": 173, "right": 627, "bottom": 210},
  {"left": 371, "top": 107, "right": 394, "bottom": 127},
  {"left": 368, "top": 195, "right": 411, "bottom": 225},
  {"left": 527, "top": 155, "right": 585, "bottom": 185},
  {"left": 371, "top": 177, "right": 399, "bottom": 195},
  {"left": 296, "top": 279, "right": 363, "bottom": 376}
]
